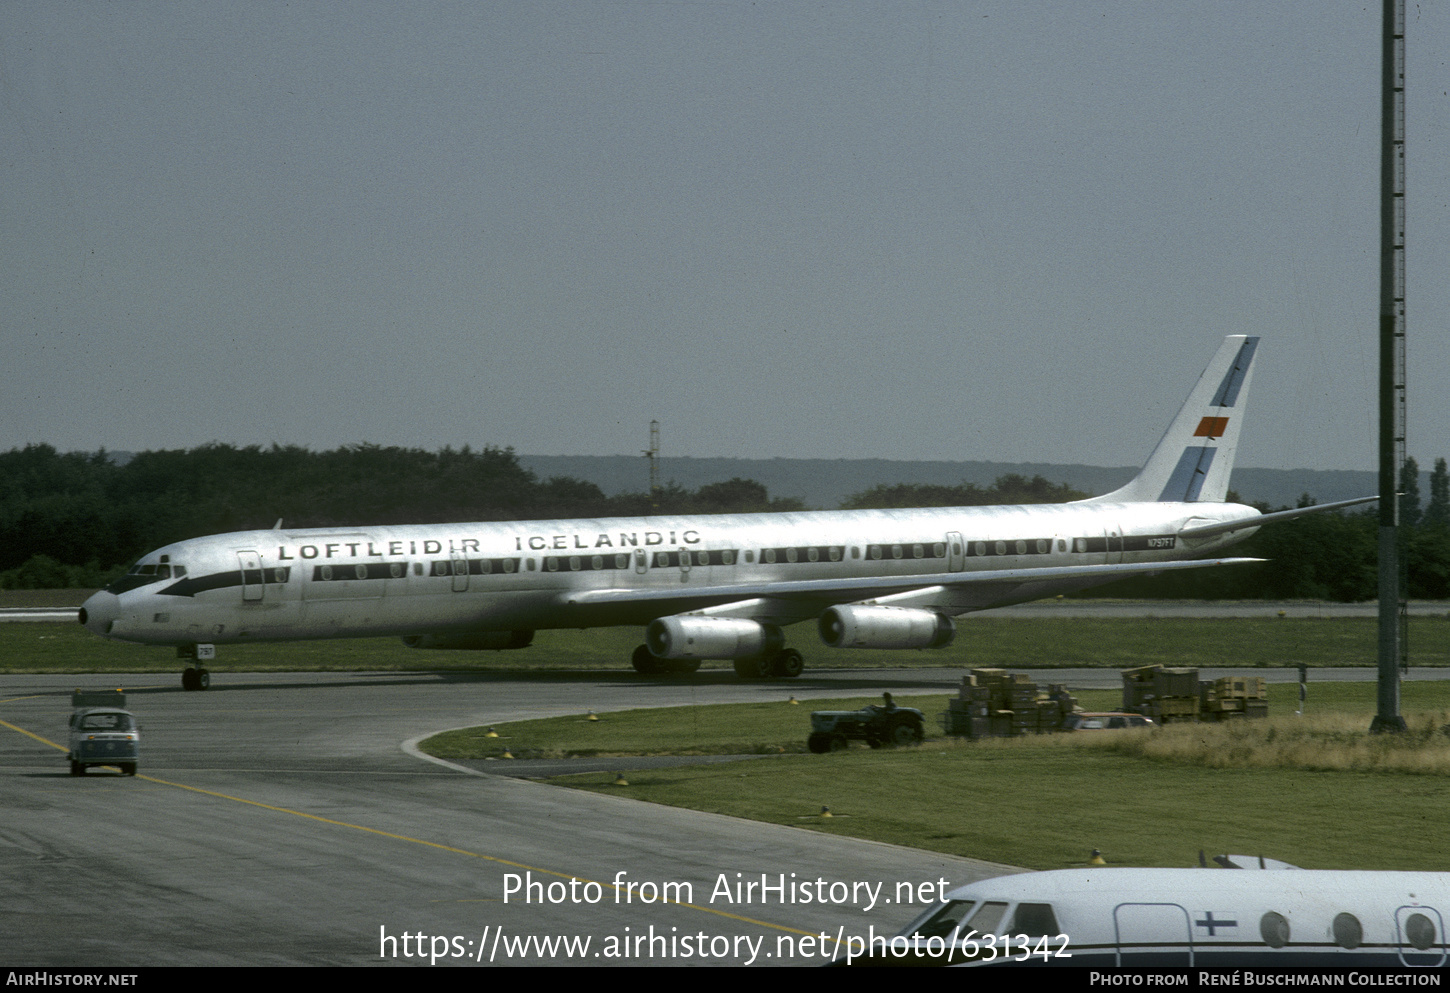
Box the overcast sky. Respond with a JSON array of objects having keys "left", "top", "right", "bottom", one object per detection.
[{"left": 4, "top": 2, "right": 1447, "bottom": 473}]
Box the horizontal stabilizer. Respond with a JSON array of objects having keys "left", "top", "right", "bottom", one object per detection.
[{"left": 1178, "top": 496, "right": 1378, "bottom": 540}]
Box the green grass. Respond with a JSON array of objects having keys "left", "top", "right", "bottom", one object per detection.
[
  {"left": 554, "top": 741, "right": 1450, "bottom": 872},
  {"left": 419, "top": 682, "right": 1450, "bottom": 872},
  {"left": 6, "top": 613, "right": 1450, "bottom": 674}
]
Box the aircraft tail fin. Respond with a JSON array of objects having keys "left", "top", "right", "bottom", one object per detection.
[{"left": 1082, "top": 335, "right": 1259, "bottom": 505}]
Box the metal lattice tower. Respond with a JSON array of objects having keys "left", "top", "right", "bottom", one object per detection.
[{"left": 1373, "top": 0, "right": 1408, "bottom": 733}]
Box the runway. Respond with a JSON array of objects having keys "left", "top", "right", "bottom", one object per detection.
[{"left": 1, "top": 668, "right": 1020, "bottom": 967}]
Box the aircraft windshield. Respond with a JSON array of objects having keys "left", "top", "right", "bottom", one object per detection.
[
  {"left": 104, "top": 562, "right": 186, "bottom": 595},
  {"left": 899, "top": 900, "right": 976, "bottom": 939}
]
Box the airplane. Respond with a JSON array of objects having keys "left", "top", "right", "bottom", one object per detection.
[
  {"left": 873, "top": 863, "right": 1449, "bottom": 967},
  {"left": 78, "top": 335, "right": 1375, "bottom": 690}
]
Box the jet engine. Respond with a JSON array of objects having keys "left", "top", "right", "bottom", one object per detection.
[
  {"left": 645, "top": 616, "right": 784, "bottom": 660},
  {"left": 817, "top": 605, "right": 955, "bottom": 650},
  {"left": 401, "top": 631, "right": 535, "bottom": 651}
]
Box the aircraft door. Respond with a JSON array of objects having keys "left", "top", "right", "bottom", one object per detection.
[
  {"left": 1112, "top": 903, "right": 1193, "bottom": 966},
  {"left": 237, "top": 550, "right": 264, "bottom": 602},
  {"left": 946, "top": 531, "right": 965, "bottom": 572},
  {"left": 1106, "top": 523, "right": 1124, "bottom": 565},
  {"left": 450, "top": 545, "right": 469, "bottom": 592}
]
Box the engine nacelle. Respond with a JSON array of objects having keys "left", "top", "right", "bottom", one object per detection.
[
  {"left": 646, "top": 616, "right": 785, "bottom": 660},
  {"left": 818, "top": 605, "right": 955, "bottom": 650},
  {"left": 401, "top": 631, "right": 535, "bottom": 651}
]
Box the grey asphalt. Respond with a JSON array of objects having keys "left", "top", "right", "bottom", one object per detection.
[
  {"left": 1, "top": 668, "right": 1021, "bottom": 968},
  {"left": 4, "top": 663, "right": 1439, "bottom": 967}
]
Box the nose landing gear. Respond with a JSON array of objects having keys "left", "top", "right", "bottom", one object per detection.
[{"left": 178, "top": 644, "right": 215, "bottom": 691}]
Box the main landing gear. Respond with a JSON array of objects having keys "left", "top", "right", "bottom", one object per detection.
[
  {"left": 628, "top": 645, "right": 803, "bottom": 679},
  {"left": 178, "top": 643, "right": 214, "bottom": 691},
  {"left": 732, "top": 648, "right": 804, "bottom": 679},
  {"left": 629, "top": 645, "right": 701, "bottom": 676}
]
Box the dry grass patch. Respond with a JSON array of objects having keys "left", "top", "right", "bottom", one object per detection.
[{"left": 1082, "top": 712, "right": 1450, "bottom": 773}]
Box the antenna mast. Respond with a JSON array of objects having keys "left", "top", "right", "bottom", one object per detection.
[{"left": 644, "top": 420, "right": 660, "bottom": 510}]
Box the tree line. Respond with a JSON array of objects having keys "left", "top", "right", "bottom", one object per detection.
[
  {"left": 0, "top": 443, "right": 803, "bottom": 587},
  {"left": 1, "top": 443, "right": 1446, "bottom": 600}
]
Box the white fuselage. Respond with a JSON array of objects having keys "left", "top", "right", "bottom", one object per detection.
[
  {"left": 80, "top": 499, "right": 1258, "bottom": 649},
  {"left": 889, "top": 867, "right": 1449, "bottom": 968}
]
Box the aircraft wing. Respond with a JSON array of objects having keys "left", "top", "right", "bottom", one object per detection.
[{"left": 562, "top": 556, "right": 1263, "bottom": 618}]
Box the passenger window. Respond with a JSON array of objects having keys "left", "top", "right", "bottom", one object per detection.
[
  {"left": 1260, "top": 911, "right": 1290, "bottom": 948},
  {"left": 1405, "top": 913, "right": 1436, "bottom": 951},
  {"left": 1333, "top": 913, "right": 1363, "bottom": 949}
]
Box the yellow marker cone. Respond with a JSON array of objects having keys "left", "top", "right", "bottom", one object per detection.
[
  {"left": 1090, "top": 849, "right": 1106, "bottom": 865},
  {"left": 587, "top": 711, "right": 600, "bottom": 721},
  {"left": 501, "top": 749, "right": 515, "bottom": 759},
  {"left": 820, "top": 806, "right": 832, "bottom": 818},
  {"left": 787, "top": 696, "right": 799, "bottom": 705},
  {"left": 613, "top": 773, "right": 629, "bottom": 786},
  {"left": 484, "top": 727, "right": 499, "bottom": 738}
]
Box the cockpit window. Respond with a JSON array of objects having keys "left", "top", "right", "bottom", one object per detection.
[
  {"left": 965, "top": 901, "right": 1010, "bottom": 934},
  {"left": 901, "top": 900, "right": 976, "bottom": 939},
  {"left": 105, "top": 560, "right": 184, "bottom": 595},
  {"left": 1013, "top": 902, "right": 1060, "bottom": 937}
]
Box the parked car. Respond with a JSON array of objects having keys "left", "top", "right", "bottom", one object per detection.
[{"left": 1062, "top": 712, "right": 1156, "bottom": 731}]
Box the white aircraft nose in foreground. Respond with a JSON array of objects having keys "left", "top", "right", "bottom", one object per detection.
[{"left": 80, "top": 336, "right": 1373, "bottom": 690}]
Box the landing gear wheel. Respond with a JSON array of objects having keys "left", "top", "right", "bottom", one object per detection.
[
  {"left": 631, "top": 644, "right": 669, "bottom": 675},
  {"left": 182, "top": 667, "right": 199, "bottom": 691},
  {"left": 197, "top": 668, "right": 210, "bottom": 690},
  {"left": 807, "top": 732, "right": 832, "bottom": 754},
  {"left": 733, "top": 655, "right": 774, "bottom": 679},
  {"left": 770, "top": 649, "right": 804, "bottom": 678},
  {"left": 889, "top": 715, "right": 925, "bottom": 747}
]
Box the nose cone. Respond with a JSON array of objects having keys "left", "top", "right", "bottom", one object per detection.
[{"left": 79, "top": 590, "right": 121, "bottom": 637}]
